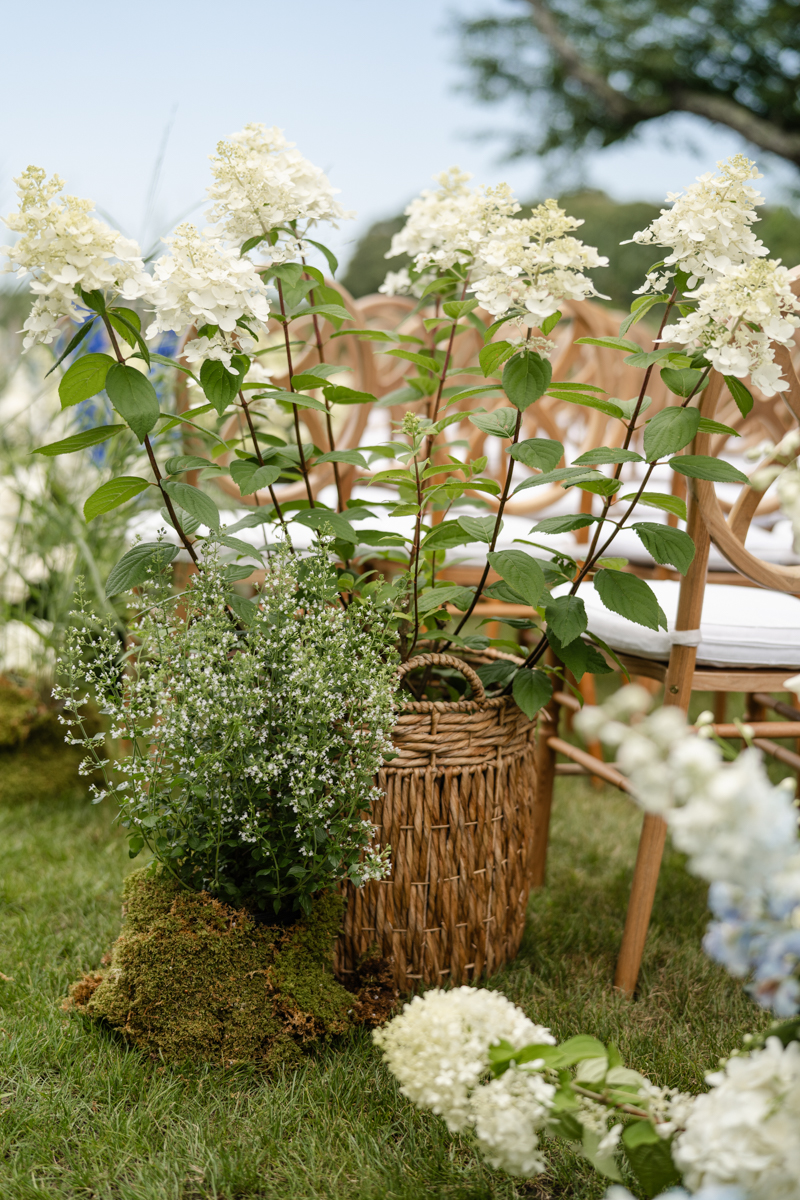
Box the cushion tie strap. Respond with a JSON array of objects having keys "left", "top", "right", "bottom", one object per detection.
[{"left": 669, "top": 628, "right": 702, "bottom": 647}]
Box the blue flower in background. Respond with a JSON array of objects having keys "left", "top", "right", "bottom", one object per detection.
[{"left": 55, "top": 319, "right": 183, "bottom": 466}]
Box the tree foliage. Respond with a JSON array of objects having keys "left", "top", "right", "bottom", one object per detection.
[{"left": 458, "top": 0, "right": 800, "bottom": 169}]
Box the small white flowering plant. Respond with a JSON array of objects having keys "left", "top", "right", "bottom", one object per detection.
[{"left": 55, "top": 538, "right": 398, "bottom": 918}]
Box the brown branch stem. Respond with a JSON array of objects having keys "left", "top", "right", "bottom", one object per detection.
[{"left": 275, "top": 278, "right": 314, "bottom": 508}]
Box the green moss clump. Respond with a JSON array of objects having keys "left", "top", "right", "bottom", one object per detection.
[{"left": 68, "top": 868, "right": 356, "bottom": 1067}]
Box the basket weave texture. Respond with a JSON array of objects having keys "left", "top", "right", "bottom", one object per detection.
[{"left": 336, "top": 652, "right": 537, "bottom": 991}]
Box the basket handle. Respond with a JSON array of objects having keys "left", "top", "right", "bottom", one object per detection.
[{"left": 397, "top": 652, "right": 486, "bottom": 702}]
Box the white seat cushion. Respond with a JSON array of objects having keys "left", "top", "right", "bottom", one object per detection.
[{"left": 566, "top": 578, "right": 800, "bottom": 668}]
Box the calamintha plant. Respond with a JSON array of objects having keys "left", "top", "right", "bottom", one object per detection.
[{"left": 55, "top": 539, "right": 398, "bottom": 918}]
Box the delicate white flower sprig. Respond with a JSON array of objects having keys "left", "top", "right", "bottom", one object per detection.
[
  {"left": 576, "top": 687, "right": 800, "bottom": 1015},
  {"left": 54, "top": 537, "right": 399, "bottom": 914},
  {"left": 1, "top": 166, "right": 153, "bottom": 349},
  {"left": 206, "top": 122, "right": 353, "bottom": 262},
  {"left": 628, "top": 154, "right": 769, "bottom": 294},
  {"left": 660, "top": 258, "right": 800, "bottom": 396}
]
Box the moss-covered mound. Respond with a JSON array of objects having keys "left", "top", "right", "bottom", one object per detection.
[{"left": 67, "top": 868, "right": 357, "bottom": 1068}]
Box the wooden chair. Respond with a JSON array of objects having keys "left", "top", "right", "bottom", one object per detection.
[{"left": 534, "top": 351, "right": 800, "bottom": 996}]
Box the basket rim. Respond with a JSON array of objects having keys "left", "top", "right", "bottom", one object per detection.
[{"left": 396, "top": 647, "right": 526, "bottom": 715}]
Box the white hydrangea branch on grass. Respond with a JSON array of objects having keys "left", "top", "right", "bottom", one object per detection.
[
  {"left": 374, "top": 986, "right": 800, "bottom": 1195},
  {"left": 1, "top": 166, "right": 153, "bottom": 349}
]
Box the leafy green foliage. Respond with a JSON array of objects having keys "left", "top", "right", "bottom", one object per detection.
[
  {"left": 83, "top": 476, "right": 151, "bottom": 522},
  {"left": 33, "top": 425, "right": 125, "bottom": 457},
  {"left": 510, "top": 437, "right": 564, "bottom": 471},
  {"left": 643, "top": 407, "right": 699, "bottom": 461},
  {"left": 105, "top": 542, "right": 180, "bottom": 597},
  {"left": 544, "top": 594, "right": 588, "bottom": 646},
  {"left": 622, "top": 1122, "right": 682, "bottom": 1198},
  {"left": 58, "top": 353, "right": 115, "bottom": 408},
  {"left": 547, "top": 627, "right": 613, "bottom": 680},
  {"left": 199, "top": 358, "right": 243, "bottom": 413},
  {"left": 669, "top": 455, "right": 749, "bottom": 483},
  {"left": 512, "top": 667, "right": 552, "bottom": 717},
  {"left": 502, "top": 350, "right": 552, "bottom": 411},
  {"left": 725, "top": 375, "right": 754, "bottom": 417},
  {"left": 161, "top": 481, "right": 220, "bottom": 531},
  {"left": 458, "top": 0, "right": 800, "bottom": 174},
  {"left": 487, "top": 549, "right": 546, "bottom": 607},
  {"left": 594, "top": 569, "right": 668, "bottom": 631},
  {"left": 105, "top": 364, "right": 160, "bottom": 443},
  {"left": 632, "top": 523, "right": 696, "bottom": 574},
  {"left": 469, "top": 408, "right": 518, "bottom": 439}
]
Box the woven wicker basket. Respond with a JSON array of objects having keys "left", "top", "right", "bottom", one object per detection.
[{"left": 336, "top": 652, "right": 537, "bottom": 991}]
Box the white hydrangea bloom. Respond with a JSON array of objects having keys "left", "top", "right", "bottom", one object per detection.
[
  {"left": 628, "top": 155, "right": 769, "bottom": 290},
  {"left": 378, "top": 266, "right": 437, "bottom": 299},
  {"left": 146, "top": 223, "right": 270, "bottom": 358},
  {"left": 206, "top": 123, "right": 353, "bottom": 257},
  {"left": 468, "top": 1068, "right": 555, "bottom": 1176},
  {"left": 385, "top": 167, "right": 520, "bottom": 275},
  {"left": 606, "top": 1187, "right": 745, "bottom": 1200},
  {"left": 2, "top": 166, "right": 153, "bottom": 349},
  {"left": 372, "top": 986, "right": 554, "bottom": 1132},
  {"left": 470, "top": 199, "right": 609, "bottom": 322},
  {"left": 673, "top": 1037, "right": 800, "bottom": 1198},
  {"left": 661, "top": 258, "right": 800, "bottom": 396}
]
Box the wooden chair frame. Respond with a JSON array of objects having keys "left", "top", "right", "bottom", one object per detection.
[{"left": 535, "top": 344, "right": 800, "bottom": 996}]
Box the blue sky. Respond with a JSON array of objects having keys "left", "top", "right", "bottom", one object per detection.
[{"left": 1, "top": 0, "right": 794, "bottom": 269}]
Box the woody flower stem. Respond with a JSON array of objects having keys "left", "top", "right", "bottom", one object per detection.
[
  {"left": 275, "top": 278, "right": 315, "bottom": 508},
  {"left": 302, "top": 265, "right": 344, "bottom": 512},
  {"left": 101, "top": 315, "right": 199, "bottom": 565},
  {"left": 578, "top": 289, "right": 680, "bottom": 574},
  {"left": 407, "top": 448, "right": 426, "bottom": 660},
  {"left": 449, "top": 409, "right": 524, "bottom": 640},
  {"left": 237, "top": 388, "right": 289, "bottom": 532},
  {"left": 421, "top": 275, "right": 471, "bottom": 468}
]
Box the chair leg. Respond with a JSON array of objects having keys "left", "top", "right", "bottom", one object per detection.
[
  {"left": 530, "top": 697, "right": 559, "bottom": 888},
  {"left": 614, "top": 812, "right": 669, "bottom": 995},
  {"left": 576, "top": 673, "right": 603, "bottom": 787}
]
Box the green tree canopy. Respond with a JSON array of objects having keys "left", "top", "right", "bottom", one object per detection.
[{"left": 458, "top": 0, "right": 800, "bottom": 169}]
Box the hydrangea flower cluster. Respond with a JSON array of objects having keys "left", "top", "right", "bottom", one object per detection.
[
  {"left": 372, "top": 986, "right": 555, "bottom": 1135},
  {"left": 1, "top": 166, "right": 152, "bottom": 349},
  {"left": 383, "top": 169, "right": 607, "bottom": 324},
  {"left": 385, "top": 167, "right": 520, "bottom": 275},
  {"left": 146, "top": 222, "right": 271, "bottom": 370},
  {"left": 628, "top": 155, "right": 769, "bottom": 292},
  {"left": 673, "top": 1036, "right": 800, "bottom": 1198},
  {"left": 576, "top": 687, "right": 800, "bottom": 1015},
  {"left": 471, "top": 198, "right": 609, "bottom": 323},
  {"left": 55, "top": 538, "right": 398, "bottom": 916},
  {"left": 662, "top": 258, "right": 800, "bottom": 396},
  {"left": 206, "top": 122, "right": 353, "bottom": 262}
]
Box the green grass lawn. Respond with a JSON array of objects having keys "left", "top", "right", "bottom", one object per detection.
[{"left": 0, "top": 739, "right": 772, "bottom": 1200}]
